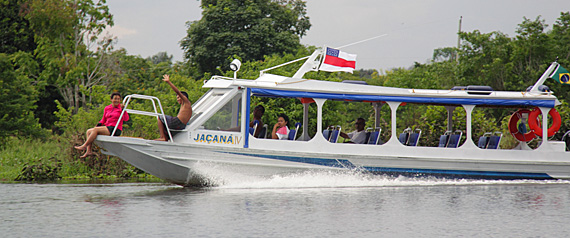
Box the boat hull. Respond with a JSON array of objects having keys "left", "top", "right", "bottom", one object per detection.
[{"left": 96, "top": 136, "right": 570, "bottom": 186}]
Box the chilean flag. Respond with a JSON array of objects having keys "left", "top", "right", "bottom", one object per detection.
[{"left": 319, "top": 47, "right": 357, "bottom": 73}]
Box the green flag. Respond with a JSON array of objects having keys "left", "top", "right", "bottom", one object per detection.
[{"left": 549, "top": 65, "right": 570, "bottom": 84}]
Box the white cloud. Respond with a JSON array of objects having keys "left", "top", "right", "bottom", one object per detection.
[{"left": 104, "top": 25, "right": 137, "bottom": 39}]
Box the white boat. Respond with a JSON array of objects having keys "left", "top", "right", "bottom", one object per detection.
[{"left": 96, "top": 49, "right": 570, "bottom": 186}]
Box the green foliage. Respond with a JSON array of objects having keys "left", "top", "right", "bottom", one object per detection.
[
  {"left": 0, "top": 53, "right": 45, "bottom": 148},
  {"left": 0, "top": 0, "right": 36, "bottom": 53},
  {"left": 15, "top": 158, "right": 62, "bottom": 181},
  {"left": 0, "top": 137, "right": 65, "bottom": 180},
  {"left": 24, "top": 0, "right": 115, "bottom": 114},
  {"left": 181, "top": 0, "right": 311, "bottom": 75}
]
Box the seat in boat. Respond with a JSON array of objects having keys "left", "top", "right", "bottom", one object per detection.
[
  {"left": 438, "top": 131, "right": 452, "bottom": 147},
  {"left": 447, "top": 130, "right": 462, "bottom": 148},
  {"left": 398, "top": 128, "right": 410, "bottom": 145},
  {"left": 367, "top": 128, "right": 381, "bottom": 145},
  {"left": 256, "top": 124, "right": 268, "bottom": 138},
  {"left": 486, "top": 132, "right": 502, "bottom": 149},
  {"left": 407, "top": 129, "right": 421, "bottom": 146},
  {"left": 329, "top": 126, "right": 341, "bottom": 143},
  {"left": 249, "top": 120, "right": 261, "bottom": 136},
  {"left": 477, "top": 132, "right": 492, "bottom": 149},
  {"left": 323, "top": 126, "right": 332, "bottom": 141},
  {"left": 288, "top": 123, "right": 301, "bottom": 140}
]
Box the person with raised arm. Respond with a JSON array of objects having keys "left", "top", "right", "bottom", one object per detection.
[{"left": 156, "top": 74, "right": 193, "bottom": 141}]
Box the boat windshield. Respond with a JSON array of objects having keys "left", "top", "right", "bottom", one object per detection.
[{"left": 188, "top": 88, "right": 234, "bottom": 126}]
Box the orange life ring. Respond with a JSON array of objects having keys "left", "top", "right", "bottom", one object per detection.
[
  {"left": 528, "top": 107, "right": 561, "bottom": 137},
  {"left": 508, "top": 109, "right": 536, "bottom": 142}
]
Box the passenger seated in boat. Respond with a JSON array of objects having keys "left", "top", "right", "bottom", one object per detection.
[
  {"left": 156, "top": 74, "right": 192, "bottom": 141},
  {"left": 75, "top": 92, "right": 129, "bottom": 158},
  {"left": 225, "top": 105, "right": 265, "bottom": 137},
  {"left": 271, "top": 114, "right": 290, "bottom": 140},
  {"left": 339, "top": 118, "right": 367, "bottom": 144}
]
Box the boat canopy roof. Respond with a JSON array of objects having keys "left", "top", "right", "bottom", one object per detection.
[{"left": 204, "top": 73, "right": 560, "bottom": 108}]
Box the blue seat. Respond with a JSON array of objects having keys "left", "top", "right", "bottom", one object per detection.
[
  {"left": 406, "top": 129, "right": 421, "bottom": 146},
  {"left": 438, "top": 135, "right": 449, "bottom": 147},
  {"left": 249, "top": 120, "right": 260, "bottom": 136},
  {"left": 368, "top": 131, "right": 380, "bottom": 145},
  {"left": 288, "top": 122, "right": 301, "bottom": 140},
  {"left": 477, "top": 132, "right": 492, "bottom": 149},
  {"left": 323, "top": 129, "right": 331, "bottom": 141},
  {"left": 447, "top": 134, "right": 461, "bottom": 148},
  {"left": 329, "top": 126, "right": 341, "bottom": 143},
  {"left": 486, "top": 132, "right": 502, "bottom": 149},
  {"left": 288, "top": 129, "right": 296, "bottom": 140},
  {"left": 398, "top": 133, "right": 409, "bottom": 145}
]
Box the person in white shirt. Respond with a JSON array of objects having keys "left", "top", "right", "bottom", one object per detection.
[{"left": 340, "top": 118, "right": 367, "bottom": 144}]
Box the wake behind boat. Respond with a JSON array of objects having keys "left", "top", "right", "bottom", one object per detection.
[{"left": 96, "top": 48, "right": 570, "bottom": 186}]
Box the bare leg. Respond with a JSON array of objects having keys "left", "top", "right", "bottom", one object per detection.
[
  {"left": 75, "top": 127, "right": 110, "bottom": 157},
  {"left": 75, "top": 128, "right": 95, "bottom": 151},
  {"left": 155, "top": 119, "right": 167, "bottom": 141}
]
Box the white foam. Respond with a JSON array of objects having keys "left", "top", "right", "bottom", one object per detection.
[{"left": 211, "top": 170, "right": 570, "bottom": 189}]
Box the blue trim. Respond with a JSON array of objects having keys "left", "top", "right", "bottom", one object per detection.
[
  {"left": 222, "top": 151, "right": 357, "bottom": 168},
  {"left": 363, "top": 167, "right": 553, "bottom": 179},
  {"left": 221, "top": 151, "right": 553, "bottom": 179},
  {"left": 251, "top": 88, "right": 555, "bottom": 108},
  {"left": 244, "top": 88, "right": 251, "bottom": 148}
]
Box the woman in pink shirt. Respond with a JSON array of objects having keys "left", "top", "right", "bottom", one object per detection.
[
  {"left": 75, "top": 92, "right": 129, "bottom": 158},
  {"left": 271, "top": 113, "right": 290, "bottom": 140}
]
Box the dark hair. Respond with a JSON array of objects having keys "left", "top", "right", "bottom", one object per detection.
[
  {"left": 278, "top": 113, "right": 289, "bottom": 127},
  {"left": 181, "top": 91, "right": 189, "bottom": 99},
  {"left": 110, "top": 92, "right": 121, "bottom": 99},
  {"left": 255, "top": 105, "right": 265, "bottom": 114}
]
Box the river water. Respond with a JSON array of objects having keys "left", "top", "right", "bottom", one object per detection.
[{"left": 2, "top": 171, "right": 570, "bottom": 237}]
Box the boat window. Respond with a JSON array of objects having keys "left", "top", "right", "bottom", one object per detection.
[
  {"left": 321, "top": 100, "right": 390, "bottom": 144},
  {"left": 188, "top": 88, "right": 233, "bottom": 126},
  {"left": 394, "top": 103, "right": 466, "bottom": 148},
  {"left": 201, "top": 95, "right": 241, "bottom": 131},
  {"left": 252, "top": 97, "right": 317, "bottom": 141}
]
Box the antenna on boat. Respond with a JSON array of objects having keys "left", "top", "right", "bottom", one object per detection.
[{"left": 335, "top": 34, "right": 388, "bottom": 49}]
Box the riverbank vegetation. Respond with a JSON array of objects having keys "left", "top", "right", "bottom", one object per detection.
[{"left": 1, "top": 0, "right": 570, "bottom": 182}]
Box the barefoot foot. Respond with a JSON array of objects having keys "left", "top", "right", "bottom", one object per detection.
[
  {"left": 74, "top": 145, "right": 86, "bottom": 151},
  {"left": 80, "top": 152, "right": 94, "bottom": 158}
]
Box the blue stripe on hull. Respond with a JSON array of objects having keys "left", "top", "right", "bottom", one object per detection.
[
  {"left": 363, "top": 167, "right": 554, "bottom": 180},
  {"left": 221, "top": 151, "right": 553, "bottom": 180},
  {"left": 222, "top": 151, "right": 357, "bottom": 168}
]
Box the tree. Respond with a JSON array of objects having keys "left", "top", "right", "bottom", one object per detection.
[
  {"left": 23, "top": 0, "right": 115, "bottom": 114},
  {"left": 181, "top": 0, "right": 311, "bottom": 75},
  {"left": 147, "top": 51, "right": 173, "bottom": 65},
  {"left": 0, "top": 0, "right": 36, "bottom": 54},
  {"left": 551, "top": 12, "right": 570, "bottom": 61},
  {"left": 0, "top": 53, "right": 43, "bottom": 147}
]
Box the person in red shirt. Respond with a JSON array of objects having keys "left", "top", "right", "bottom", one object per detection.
[{"left": 75, "top": 92, "right": 129, "bottom": 158}]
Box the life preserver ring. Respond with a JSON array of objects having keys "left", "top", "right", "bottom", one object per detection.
[
  {"left": 508, "top": 109, "right": 536, "bottom": 142},
  {"left": 528, "top": 107, "right": 561, "bottom": 137}
]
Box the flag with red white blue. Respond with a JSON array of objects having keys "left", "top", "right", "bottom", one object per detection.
[{"left": 319, "top": 47, "right": 357, "bottom": 73}]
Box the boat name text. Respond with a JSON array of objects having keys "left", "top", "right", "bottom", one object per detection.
[{"left": 193, "top": 133, "right": 242, "bottom": 145}]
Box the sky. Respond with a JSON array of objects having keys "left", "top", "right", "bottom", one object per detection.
[{"left": 105, "top": 0, "right": 568, "bottom": 72}]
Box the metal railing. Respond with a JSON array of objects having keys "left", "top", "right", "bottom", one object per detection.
[{"left": 113, "top": 94, "right": 174, "bottom": 142}]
